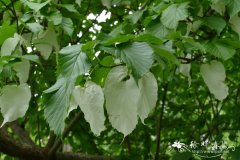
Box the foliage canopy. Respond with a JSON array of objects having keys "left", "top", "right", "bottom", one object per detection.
[{"left": 0, "top": 0, "right": 240, "bottom": 159}]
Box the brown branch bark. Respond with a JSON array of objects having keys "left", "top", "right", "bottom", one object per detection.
[
  {"left": 0, "top": 128, "right": 113, "bottom": 160},
  {"left": 10, "top": 121, "right": 35, "bottom": 146}
]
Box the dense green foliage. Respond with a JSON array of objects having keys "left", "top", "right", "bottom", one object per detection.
[{"left": 0, "top": 0, "right": 240, "bottom": 159}]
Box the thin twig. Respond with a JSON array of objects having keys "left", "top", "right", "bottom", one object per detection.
[
  {"left": 10, "top": 0, "right": 19, "bottom": 33},
  {"left": 155, "top": 83, "right": 168, "bottom": 160}
]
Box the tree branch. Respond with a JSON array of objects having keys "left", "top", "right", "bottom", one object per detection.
[
  {"left": 10, "top": 121, "right": 35, "bottom": 146},
  {"left": 0, "top": 128, "right": 113, "bottom": 160}
]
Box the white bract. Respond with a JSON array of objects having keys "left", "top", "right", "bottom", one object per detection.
[
  {"left": 200, "top": 60, "right": 228, "bottom": 100},
  {"left": 0, "top": 83, "right": 31, "bottom": 127}
]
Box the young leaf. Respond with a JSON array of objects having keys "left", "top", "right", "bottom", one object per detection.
[
  {"left": 104, "top": 66, "right": 139, "bottom": 137},
  {"left": 13, "top": 60, "right": 30, "bottom": 84},
  {"left": 117, "top": 42, "right": 154, "bottom": 79},
  {"left": 26, "top": 23, "right": 43, "bottom": 33},
  {"left": 72, "top": 81, "right": 105, "bottom": 136},
  {"left": 1, "top": 33, "right": 20, "bottom": 56},
  {"left": 137, "top": 72, "right": 158, "bottom": 123},
  {"left": 200, "top": 60, "right": 228, "bottom": 101},
  {"left": 161, "top": 3, "right": 189, "bottom": 29},
  {"left": 33, "top": 27, "right": 59, "bottom": 60},
  {"left": 0, "top": 83, "right": 31, "bottom": 127},
  {"left": 204, "top": 40, "right": 235, "bottom": 60},
  {"left": 59, "top": 44, "right": 91, "bottom": 78}
]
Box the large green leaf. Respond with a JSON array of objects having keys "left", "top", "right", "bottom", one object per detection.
[
  {"left": 0, "top": 23, "right": 16, "bottom": 45},
  {"left": 161, "top": 3, "right": 189, "bottom": 29},
  {"left": 59, "top": 44, "right": 91, "bottom": 78},
  {"left": 200, "top": 60, "right": 228, "bottom": 101},
  {"left": 104, "top": 66, "right": 139, "bottom": 137},
  {"left": 116, "top": 42, "right": 153, "bottom": 79},
  {"left": 211, "top": 0, "right": 226, "bottom": 15},
  {"left": 152, "top": 45, "right": 179, "bottom": 65},
  {"left": 49, "top": 11, "right": 63, "bottom": 26},
  {"left": 72, "top": 81, "right": 105, "bottom": 136},
  {"left": 26, "top": 0, "right": 51, "bottom": 12},
  {"left": 0, "top": 83, "right": 31, "bottom": 127},
  {"left": 202, "top": 16, "right": 226, "bottom": 35},
  {"left": 230, "top": 15, "right": 240, "bottom": 38},
  {"left": 62, "top": 17, "right": 74, "bottom": 36},
  {"left": 204, "top": 40, "right": 235, "bottom": 60},
  {"left": 227, "top": 0, "right": 240, "bottom": 18},
  {"left": 33, "top": 27, "right": 59, "bottom": 60},
  {"left": 137, "top": 72, "right": 158, "bottom": 123},
  {"left": 44, "top": 78, "right": 75, "bottom": 135}
]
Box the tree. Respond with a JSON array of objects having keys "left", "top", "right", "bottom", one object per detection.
[{"left": 0, "top": 0, "right": 240, "bottom": 159}]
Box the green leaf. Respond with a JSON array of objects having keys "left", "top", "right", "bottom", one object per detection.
[
  {"left": 211, "top": 0, "right": 226, "bottom": 15},
  {"left": 0, "top": 22, "right": 16, "bottom": 45},
  {"left": 49, "top": 11, "right": 63, "bottom": 25},
  {"left": 202, "top": 16, "right": 226, "bottom": 35},
  {"left": 26, "top": 0, "right": 50, "bottom": 12},
  {"left": 146, "top": 23, "right": 169, "bottom": 39},
  {"left": 59, "top": 44, "right": 91, "bottom": 78},
  {"left": 116, "top": 42, "right": 154, "bottom": 79},
  {"left": 0, "top": 33, "right": 20, "bottom": 56},
  {"left": 101, "top": 0, "right": 111, "bottom": 9},
  {"left": 152, "top": 45, "right": 179, "bottom": 64},
  {"left": 19, "top": 55, "right": 40, "bottom": 64},
  {"left": 33, "top": 26, "right": 59, "bottom": 60},
  {"left": 62, "top": 17, "right": 74, "bottom": 36},
  {"left": 13, "top": 60, "right": 30, "bottom": 84},
  {"left": 137, "top": 72, "right": 158, "bottom": 123},
  {"left": 104, "top": 66, "right": 139, "bottom": 137},
  {"left": 161, "top": 2, "right": 189, "bottom": 29},
  {"left": 135, "top": 33, "right": 163, "bottom": 45},
  {"left": 200, "top": 60, "right": 228, "bottom": 101},
  {"left": 0, "top": 83, "right": 31, "bottom": 127},
  {"left": 44, "top": 78, "right": 65, "bottom": 94},
  {"left": 72, "top": 81, "right": 105, "bottom": 136},
  {"left": 26, "top": 23, "right": 43, "bottom": 33},
  {"left": 179, "top": 54, "right": 191, "bottom": 86},
  {"left": 59, "top": 4, "right": 78, "bottom": 13},
  {"left": 126, "top": 10, "right": 144, "bottom": 24},
  {"left": 227, "top": 0, "right": 240, "bottom": 18},
  {"left": 101, "top": 34, "right": 134, "bottom": 46},
  {"left": 230, "top": 15, "right": 240, "bottom": 38},
  {"left": 44, "top": 78, "right": 74, "bottom": 135},
  {"left": 75, "top": 0, "right": 82, "bottom": 7},
  {"left": 204, "top": 40, "right": 235, "bottom": 60}
]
